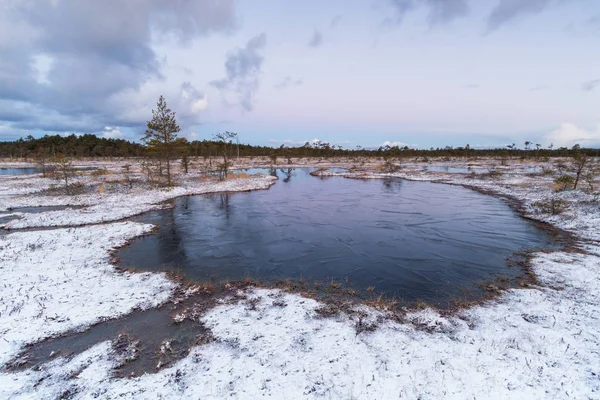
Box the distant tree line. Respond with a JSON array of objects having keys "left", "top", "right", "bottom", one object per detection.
[
  {"left": 1, "top": 134, "right": 599, "bottom": 160},
  {"left": 0, "top": 134, "right": 146, "bottom": 158}
]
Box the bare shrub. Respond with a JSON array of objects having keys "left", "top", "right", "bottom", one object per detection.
[
  {"left": 51, "top": 156, "right": 77, "bottom": 194},
  {"left": 214, "top": 161, "right": 233, "bottom": 180}
]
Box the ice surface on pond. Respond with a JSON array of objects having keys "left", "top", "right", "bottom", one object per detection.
[{"left": 118, "top": 169, "right": 559, "bottom": 305}]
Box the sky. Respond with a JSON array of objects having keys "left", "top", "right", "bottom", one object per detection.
[{"left": 0, "top": 0, "right": 599, "bottom": 149}]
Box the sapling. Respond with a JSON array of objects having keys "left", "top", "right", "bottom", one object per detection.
[
  {"left": 571, "top": 145, "right": 589, "bottom": 190},
  {"left": 143, "top": 96, "right": 180, "bottom": 186}
]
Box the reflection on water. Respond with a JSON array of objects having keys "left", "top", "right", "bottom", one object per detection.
[{"left": 118, "top": 169, "right": 557, "bottom": 305}]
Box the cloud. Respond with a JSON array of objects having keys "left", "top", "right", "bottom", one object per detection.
[
  {"left": 107, "top": 80, "right": 209, "bottom": 131},
  {"left": 387, "top": 0, "right": 469, "bottom": 25},
  {"left": 331, "top": 15, "right": 343, "bottom": 27},
  {"left": 0, "top": 0, "right": 236, "bottom": 137},
  {"left": 487, "top": 0, "right": 555, "bottom": 31},
  {"left": 308, "top": 30, "right": 323, "bottom": 47},
  {"left": 180, "top": 82, "right": 209, "bottom": 115},
  {"left": 269, "top": 138, "right": 321, "bottom": 146},
  {"left": 529, "top": 85, "right": 550, "bottom": 92},
  {"left": 385, "top": 0, "right": 569, "bottom": 29},
  {"left": 274, "top": 76, "right": 303, "bottom": 90},
  {"left": 102, "top": 126, "right": 124, "bottom": 139},
  {"left": 211, "top": 33, "right": 267, "bottom": 111},
  {"left": 30, "top": 53, "right": 54, "bottom": 86},
  {"left": 582, "top": 79, "right": 600, "bottom": 92},
  {"left": 381, "top": 140, "right": 417, "bottom": 148},
  {"left": 425, "top": 0, "right": 469, "bottom": 25},
  {"left": 268, "top": 138, "right": 356, "bottom": 147},
  {"left": 545, "top": 123, "right": 600, "bottom": 148},
  {"left": 465, "top": 84, "right": 479, "bottom": 89}
]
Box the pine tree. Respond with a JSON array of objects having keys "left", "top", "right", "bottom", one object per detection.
[{"left": 143, "top": 96, "right": 180, "bottom": 186}]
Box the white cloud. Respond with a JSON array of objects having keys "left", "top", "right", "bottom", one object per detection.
[
  {"left": 545, "top": 123, "right": 600, "bottom": 148},
  {"left": 30, "top": 53, "right": 54, "bottom": 86},
  {"left": 381, "top": 141, "right": 417, "bottom": 148},
  {"left": 190, "top": 97, "right": 209, "bottom": 114},
  {"left": 102, "top": 126, "right": 124, "bottom": 139},
  {"left": 269, "top": 138, "right": 320, "bottom": 146},
  {"left": 108, "top": 80, "right": 208, "bottom": 127},
  {"left": 181, "top": 82, "right": 209, "bottom": 115},
  {"left": 210, "top": 33, "right": 267, "bottom": 111},
  {"left": 267, "top": 138, "right": 356, "bottom": 147}
]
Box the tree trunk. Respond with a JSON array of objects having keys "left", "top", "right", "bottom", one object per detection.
[{"left": 166, "top": 157, "right": 171, "bottom": 186}]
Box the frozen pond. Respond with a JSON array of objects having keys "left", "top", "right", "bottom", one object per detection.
[
  {"left": 0, "top": 167, "right": 42, "bottom": 175},
  {"left": 0, "top": 166, "right": 98, "bottom": 175},
  {"left": 11, "top": 168, "right": 563, "bottom": 376},
  {"left": 118, "top": 168, "right": 559, "bottom": 305}
]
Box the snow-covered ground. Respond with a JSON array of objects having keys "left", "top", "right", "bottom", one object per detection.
[
  {"left": 0, "top": 163, "right": 276, "bottom": 228},
  {"left": 0, "top": 222, "right": 175, "bottom": 367},
  {"left": 0, "top": 158, "right": 599, "bottom": 399}
]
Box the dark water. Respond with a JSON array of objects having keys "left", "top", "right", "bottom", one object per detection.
[
  {"left": 0, "top": 205, "right": 85, "bottom": 226},
  {"left": 118, "top": 168, "right": 557, "bottom": 304},
  {"left": 6, "top": 305, "right": 207, "bottom": 377},
  {"left": 6, "top": 205, "right": 82, "bottom": 213},
  {"left": 0, "top": 167, "right": 42, "bottom": 175}
]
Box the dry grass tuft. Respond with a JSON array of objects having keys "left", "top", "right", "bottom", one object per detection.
[
  {"left": 367, "top": 294, "right": 399, "bottom": 310},
  {"left": 226, "top": 172, "right": 251, "bottom": 180},
  {"left": 414, "top": 301, "right": 430, "bottom": 310}
]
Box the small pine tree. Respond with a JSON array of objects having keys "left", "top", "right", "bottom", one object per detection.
[
  {"left": 181, "top": 152, "right": 190, "bottom": 174},
  {"left": 143, "top": 96, "right": 180, "bottom": 186}
]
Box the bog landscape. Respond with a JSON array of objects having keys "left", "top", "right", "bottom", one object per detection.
[
  {"left": 1, "top": 124, "right": 599, "bottom": 398},
  {"left": 1, "top": 1, "right": 599, "bottom": 399}
]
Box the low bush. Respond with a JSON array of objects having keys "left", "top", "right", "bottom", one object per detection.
[
  {"left": 91, "top": 168, "right": 110, "bottom": 176},
  {"left": 541, "top": 168, "right": 554, "bottom": 176},
  {"left": 531, "top": 198, "right": 568, "bottom": 215},
  {"left": 481, "top": 169, "right": 503, "bottom": 179},
  {"left": 379, "top": 161, "right": 400, "bottom": 173},
  {"left": 553, "top": 174, "right": 574, "bottom": 191}
]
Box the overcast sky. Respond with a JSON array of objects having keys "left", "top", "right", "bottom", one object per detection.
[{"left": 0, "top": 0, "right": 599, "bottom": 148}]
